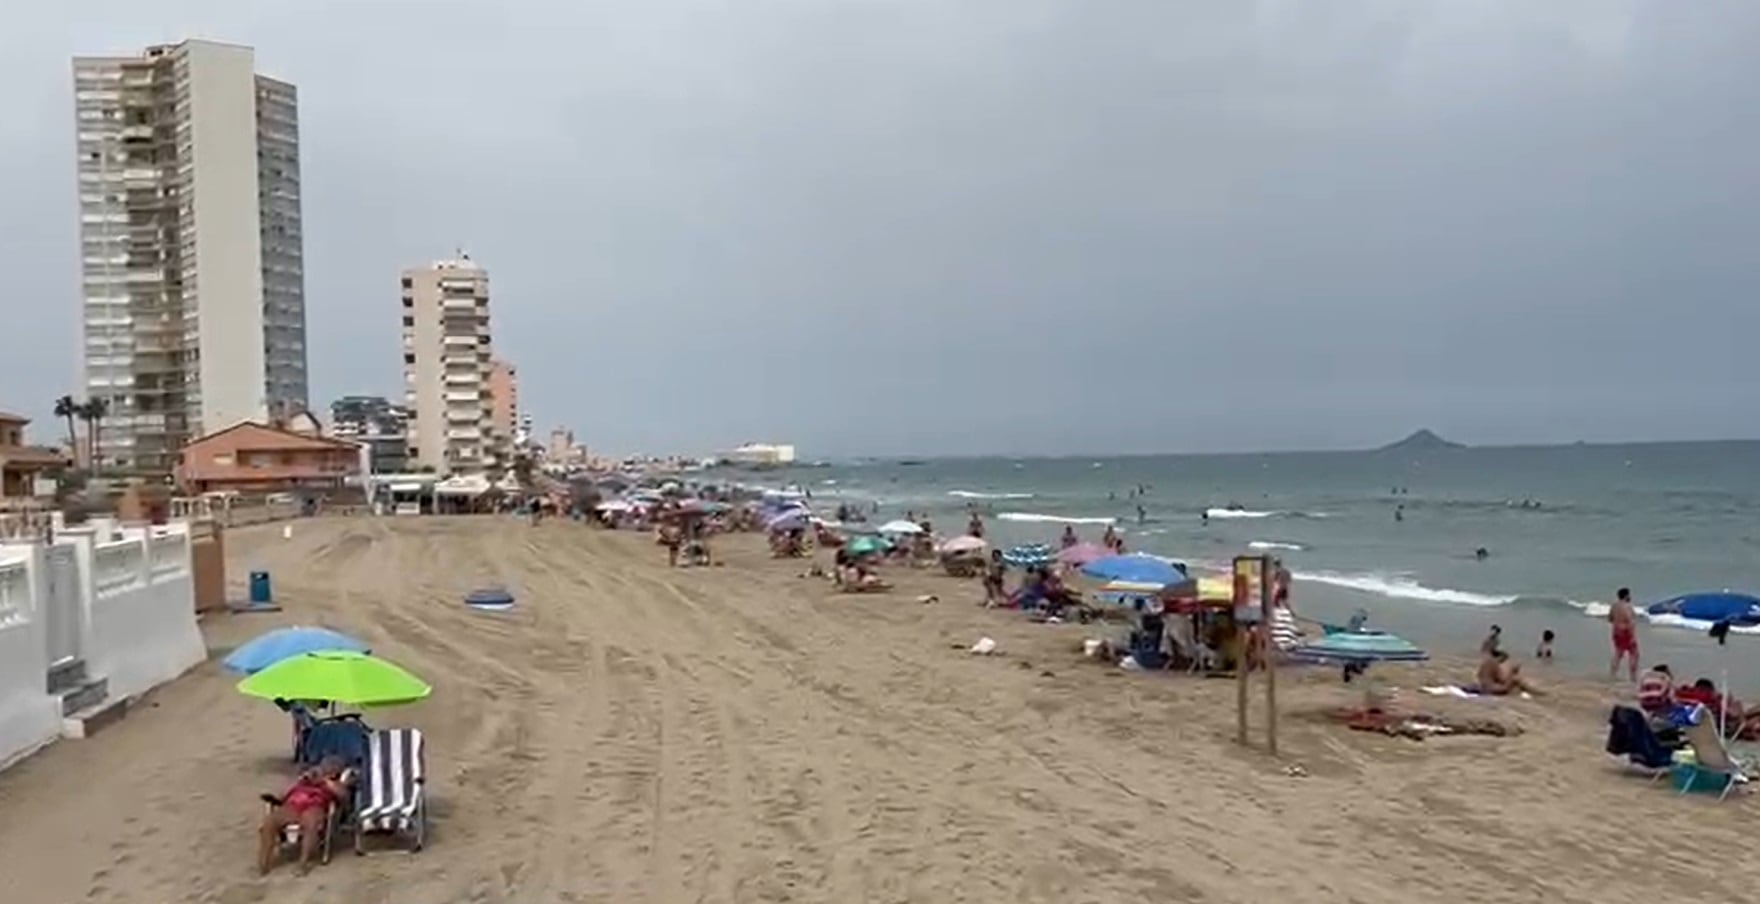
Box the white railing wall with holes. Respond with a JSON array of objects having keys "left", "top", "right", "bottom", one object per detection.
[
  {"left": 81, "top": 521, "right": 204, "bottom": 703},
  {"left": 0, "top": 520, "right": 204, "bottom": 769},
  {"left": 0, "top": 545, "right": 59, "bottom": 770}
]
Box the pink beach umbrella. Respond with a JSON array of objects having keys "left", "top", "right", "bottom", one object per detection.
[{"left": 1057, "top": 542, "right": 1110, "bottom": 567}]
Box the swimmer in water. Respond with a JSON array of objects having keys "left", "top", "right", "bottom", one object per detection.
[{"left": 1475, "top": 547, "right": 1489, "bottom": 561}]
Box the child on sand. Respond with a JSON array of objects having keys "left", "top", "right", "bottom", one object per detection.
[{"left": 1536, "top": 629, "right": 1555, "bottom": 661}]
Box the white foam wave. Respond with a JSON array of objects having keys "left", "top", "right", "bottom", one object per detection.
[
  {"left": 1295, "top": 570, "right": 1517, "bottom": 607},
  {"left": 1641, "top": 613, "right": 1760, "bottom": 636},
  {"left": 949, "top": 490, "right": 1036, "bottom": 500},
  {"left": 1206, "top": 508, "right": 1276, "bottom": 519},
  {"left": 1248, "top": 541, "right": 1305, "bottom": 551},
  {"left": 998, "top": 512, "right": 1116, "bottom": 525}
]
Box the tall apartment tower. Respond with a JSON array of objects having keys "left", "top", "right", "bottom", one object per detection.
[
  {"left": 72, "top": 39, "right": 307, "bottom": 473},
  {"left": 488, "top": 358, "right": 518, "bottom": 452},
  {"left": 401, "top": 256, "right": 496, "bottom": 474}
]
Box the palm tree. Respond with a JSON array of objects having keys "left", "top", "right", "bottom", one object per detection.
[
  {"left": 52, "top": 395, "right": 79, "bottom": 464},
  {"left": 78, "top": 398, "right": 109, "bottom": 474}
]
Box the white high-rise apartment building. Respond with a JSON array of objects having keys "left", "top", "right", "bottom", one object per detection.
[
  {"left": 73, "top": 39, "right": 306, "bottom": 473},
  {"left": 401, "top": 256, "right": 497, "bottom": 475}
]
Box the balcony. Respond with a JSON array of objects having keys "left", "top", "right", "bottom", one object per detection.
[
  {"left": 445, "top": 428, "right": 483, "bottom": 441},
  {"left": 445, "top": 407, "right": 480, "bottom": 423},
  {"left": 443, "top": 390, "right": 480, "bottom": 403},
  {"left": 441, "top": 296, "right": 480, "bottom": 310},
  {"left": 442, "top": 372, "right": 480, "bottom": 386}
]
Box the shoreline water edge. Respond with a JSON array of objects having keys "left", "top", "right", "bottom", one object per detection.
[{"left": 714, "top": 439, "right": 1760, "bottom": 689}]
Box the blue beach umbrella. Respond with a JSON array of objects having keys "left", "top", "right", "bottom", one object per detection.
[
  {"left": 1001, "top": 544, "right": 1056, "bottom": 569},
  {"left": 224, "top": 626, "right": 370, "bottom": 675},
  {"left": 1646, "top": 592, "right": 1760, "bottom": 626},
  {"left": 1290, "top": 631, "right": 1428, "bottom": 664},
  {"left": 1080, "top": 554, "right": 1188, "bottom": 586}
]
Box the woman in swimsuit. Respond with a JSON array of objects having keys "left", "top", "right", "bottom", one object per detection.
[{"left": 259, "top": 757, "right": 351, "bottom": 875}]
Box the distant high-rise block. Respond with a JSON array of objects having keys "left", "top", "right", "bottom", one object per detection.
[
  {"left": 73, "top": 39, "right": 307, "bottom": 473},
  {"left": 401, "top": 256, "right": 498, "bottom": 475}
]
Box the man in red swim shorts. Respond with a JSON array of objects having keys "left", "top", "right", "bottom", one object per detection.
[{"left": 1609, "top": 586, "right": 1640, "bottom": 682}]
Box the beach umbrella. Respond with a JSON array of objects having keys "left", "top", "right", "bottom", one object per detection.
[
  {"left": 1645, "top": 591, "right": 1760, "bottom": 626},
  {"left": 938, "top": 535, "right": 988, "bottom": 555},
  {"left": 765, "top": 510, "right": 812, "bottom": 532},
  {"left": 1080, "top": 554, "right": 1187, "bottom": 586},
  {"left": 846, "top": 535, "right": 890, "bottom": 557},
  {"left": 223, "top": 626, "right": 369, "bottom": 675},
  {"left": 237, "top": 651, "right": 432, "bottom": 707},
  {"left": 1056, "top": 542, "right": 1110, "bottom": 567},
  {"left": 1289, "top": 631, "right": 1428, "bottom": 663},
  {"left": 878, "top": 519, "right": 924, "bottom": 535},
  {"left": 1001, "top": 544, "right": 1055, "bottom": 569}
]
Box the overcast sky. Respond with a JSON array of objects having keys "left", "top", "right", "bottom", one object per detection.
[{"left": 3, "top": 1, "right": 1757, "bottom": 457}]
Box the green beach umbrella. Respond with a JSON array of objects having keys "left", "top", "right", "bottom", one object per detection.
[
  {"left": 846, "top": 535, "right": 889, "bottom": 557},
  {"left": 236, "top": 650, "right": 432, "bottom": 707}
]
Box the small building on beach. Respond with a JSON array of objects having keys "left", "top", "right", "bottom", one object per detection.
[
  {"left": 174, "top": 421, "right": 362, "bottom": 496},
  {"left": 0, "top": 412, "right": 66, "bottom": 505}
]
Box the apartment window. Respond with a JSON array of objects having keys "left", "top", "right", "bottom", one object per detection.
[
  {"left": 403, "top": 353, "right": 415, "bottom": 365},
  {"left": 401, "top": 316, "right": 414, "bottom": 328},
  {"left": 400, "top": 277, "right": 412, "bottom": 289},
  {"left": 401, "top": 295, "right": 413, "bottom": 308}
]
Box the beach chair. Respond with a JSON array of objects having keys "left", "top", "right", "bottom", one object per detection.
[
  {"left": 1673, "top": 705, "right": 1750, "bottom": 801},
  {"left": 259, "top": 773, "right": 350, "bottom": 866},
  {"left": 298, "top": 714, "right": 371, "bottom": 770},
  {"left": 350, "top": 727, "right": 428, "bottom": 853}
]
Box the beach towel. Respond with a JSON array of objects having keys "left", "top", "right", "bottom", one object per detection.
[
  {"left": 1421, "top": 685, "right": 1532, "bottom": 701},
  {"left": 353, "top": 728, "right": 426, "bottom": 849},
  {"left": 1269, "top": 607, "right": 1301, "bottom": 651}
]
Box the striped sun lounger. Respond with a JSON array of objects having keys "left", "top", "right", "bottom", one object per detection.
[{"left": 351, "top": 727, "right": 427, "bottom": 854}]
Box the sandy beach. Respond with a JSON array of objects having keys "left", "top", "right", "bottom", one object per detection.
[{"left": 0, "top": 516, "right": 1752, "bottom": 904}]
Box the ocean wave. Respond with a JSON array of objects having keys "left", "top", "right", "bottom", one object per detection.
[
  {"left": 1294, "top": 570, "right": 1517, "bottom": 607},
  {"left": 1642, "top": 613, "right": 1760, "bottom": 636},
  {"left": 1206, "top": 508, "right": 1327, "bottom": 520},
  {"left": 1206, "top": 508, "right": 1276, "bottom": 519},
  {"left": 948, "top": 490, "right": 1036, "bottom": 500},
  {"left": 1248, "top": 541, "right": 1306, "bottom": 551},
  {"left": 998, "top": 512, "right": 1116, "bottom": 525}
]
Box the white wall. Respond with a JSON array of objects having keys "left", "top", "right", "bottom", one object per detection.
[
  {"left": 183, "top": 40, "right": 268, "bottom": 433},
  {"left": 0, "top": 548, "right": 61, "bottom": 770},
  {"left": 0, "top": 523, "right": 204, "bottom": 771},
  {"left": 84, "top": 524, "right": 205, "bottom": 702}
]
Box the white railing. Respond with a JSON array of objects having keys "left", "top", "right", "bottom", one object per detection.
[
  {"left": 147, "top": 532, "right": 186, "bottom": 578},
  {"left": 91, "top": 539, "right": 146, "bottom": 598},
  {"left": 0, "top": 558, "right": 29, "bottom": 630}
]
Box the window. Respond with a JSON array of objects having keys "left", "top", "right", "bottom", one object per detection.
[
  {"left": 212, "top": 452, "right": 234, "bottom": 466},
  {"left": 401, "top": 296, "right": 413, "bottom": 308},
  {"left": 403, "top": 353, "right": 415, "bottom": 365},
  {"left": 400, "top": 277, "right": 412, "bottom": 289},
  {"left": 401, "top": 316, "right": 413, "bottom": 328}
]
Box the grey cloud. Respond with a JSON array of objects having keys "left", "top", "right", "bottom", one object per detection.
[{"left": 3, "top": 1, "right": 1757, "bottom": 457}]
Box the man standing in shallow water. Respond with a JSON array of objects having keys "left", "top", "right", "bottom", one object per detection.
[{"left": 1609, "top": 587, "right": 1640, "bottom": 681}]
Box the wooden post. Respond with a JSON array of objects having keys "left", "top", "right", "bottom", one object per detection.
[
  {"left": 1232, "top": 557, "right": 1252, "bottom": 746},
  {"left": 1263, "top": 554, "right": 1278, "bottom": 756}
]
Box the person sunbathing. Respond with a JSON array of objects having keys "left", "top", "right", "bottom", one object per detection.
[
  {"left": 259, "top": 756, "right": 352, "bottom": 875},
  {"left": 1474, "top": 651, "right": 1542, "bottom": 696}
]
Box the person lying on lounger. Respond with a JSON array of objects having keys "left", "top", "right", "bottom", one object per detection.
[
  {"left": 1474, "top": 651, "right": 1542, "bottom": 696},
  {"left": 259, "top": 756, "right": 352, "bottom": 875}
]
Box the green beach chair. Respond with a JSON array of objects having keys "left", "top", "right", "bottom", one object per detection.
[{"left": 1672, "top": 705, "right": 1750, "bottom": 801}]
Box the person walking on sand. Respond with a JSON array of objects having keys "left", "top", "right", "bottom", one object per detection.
[{"left": 1609, "top": 587, "right": 1640, "bottom": 681}]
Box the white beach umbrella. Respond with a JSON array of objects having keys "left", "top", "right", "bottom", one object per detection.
[{"left": 879, "top": 519, "right": 924, "bottom": 535}]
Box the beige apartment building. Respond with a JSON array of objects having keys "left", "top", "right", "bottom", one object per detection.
[
  {"left": 488, "top": 358, "right": 519, "bottom": 452},
  {"left": 73, "top": 38, "right": 307, "bottom": 474},
  {"left": 401, "top": 256, "right": 499, "bottom": 474}
]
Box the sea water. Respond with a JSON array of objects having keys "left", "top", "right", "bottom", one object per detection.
[{"left": 727, "top": 441, "right": 1760, "bottom": 689}]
